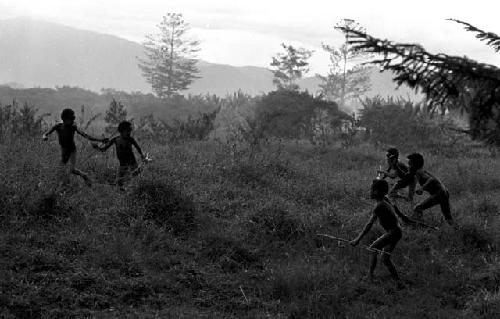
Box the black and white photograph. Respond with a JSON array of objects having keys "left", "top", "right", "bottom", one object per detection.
[{"left": 1, "top": 0, "right": 500, "bottom": 318}]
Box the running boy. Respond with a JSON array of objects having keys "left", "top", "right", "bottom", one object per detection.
[
  {"left": 391, "top": 153, "right": 454, "bottom": 226},
  {"left": 93, "top": 121, "right": 146, "bottom": 186},
  {"left": 43, "top": 108, "right": 106, "bottom": 186},
  {"left": 377, "top": 148, "right": 416, "bottom": 202},
  {"left": 350, "top": 179, "right": 403, "bottom": 281}
]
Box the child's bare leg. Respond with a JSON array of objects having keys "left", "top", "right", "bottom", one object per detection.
[
  {"left": 369, "top": 251, "right": 378, "bottom": 279},
  {"left": 68, "top": 152, "right": 91, "bottom": 186},
  {"left": 58, "top": 161, "right": 70, "bottom": 188},
  {"left": 116, "top": 166, "right": 130, "bottom": 187},
  {"left": 368, "top": 233, "right": 389, "bottom": 279},
  {"left": 369, "top": 231, "right": 401, "bottom": 280},
  {"left": 439, "top": 190, "right": 454, "bottom": 225},
  {"left": 58, "top": 150, "right": 71, "bottom": 187},
  {"left": 413, "top": 193, "right": 440, "bottom": 220},
  {"left": 381, "top": 243, "right": 400, "bottom": 281},
  {"left": 380, "top": 233, "right": 400, "bottom": 281},
  {"left": 381, "top": 254, "right": 399, "bottom": 280}
]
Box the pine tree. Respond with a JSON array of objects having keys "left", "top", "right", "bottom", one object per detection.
[
  {"left": 339, "top": 19, "right": 500, "bottom": 144},
  {"left": 270, "top": 43, "right": 313, "bottom": 91},
  {"left": 138, "top": 13, "right": 200, "bottom": 98},
  {"left": 318, "top": 19, "right": 372, "bottom": 109}
]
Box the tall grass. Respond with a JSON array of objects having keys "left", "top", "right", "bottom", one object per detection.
[{"left": 1, "top": 134, "right": 500, "bottom": 318}]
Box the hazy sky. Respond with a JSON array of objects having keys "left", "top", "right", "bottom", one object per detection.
[{"left": 2, "top": 0, "right": 500, "bottom": 74}]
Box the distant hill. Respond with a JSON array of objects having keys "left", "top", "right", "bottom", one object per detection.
[{"left": 0, "top": 17, "right": 419, "bottom": 100}]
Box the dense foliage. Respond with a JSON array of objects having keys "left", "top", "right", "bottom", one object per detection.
[
  {"left": 359, "top": 96, "right": 470, "bottom": 155},
  {"left": 270, "top": 44, "right": 313, "bottom": 91},
  {"left": 340, "top": 19, "right": 500, "bottom": 145},
  {"left": 254, "top": 90, "right": 351, "bottom": 140},
  {"left": 318, "top": 19, "right": 372, "bottom": 109},
  {"left": 138, "top": 13, "right": 200, "bottom": 98},
  {"left": 0, "top": 100, "right": 48, "bottom": 141},
  {"left": 0, "top": 86, "right": 221, "bottom": 124}
]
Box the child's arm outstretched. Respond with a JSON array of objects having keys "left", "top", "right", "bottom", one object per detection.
[
  {"left": 42, "top": 124, "right": 59, "bottom": 140},
  {"left": 350, "top": 212, "right": 377, "bottom": 246},
  {"left": 92, "top": 137, "right": 115, "bottom": 152},
  {"left": 76, "top": 127, "right": 107, "bottom": 143}
]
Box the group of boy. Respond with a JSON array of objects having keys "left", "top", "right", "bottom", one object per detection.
[
  {"left": 350, "top": 147, "right": 454, "bottom": 282},
  {"left": 43, "top": 108, "right": 147, "bottom": 188},
  {"left": 44, "top": 108, "right": 454, "bottom": 284}
]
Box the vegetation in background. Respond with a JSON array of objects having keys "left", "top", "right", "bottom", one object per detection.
[
  {"left": 340, "top": 19, "right": 500, "bottom": 145},
  {"left": 0, "top": 86, "right": 224, "bottom": 127},
  {"left": 0, "top": 100, "right": 48, "bottom": 141},
  {"left": 138, "top": 13, "right": 201, "bottom": 98},
  {"left": 270, "top": 44, "right": 313, "bottom": 91},
  {"left": 3, "top": 15, "right": 500, "bottom": 313},
  {"left": 318, "top": 19, "right": 372, "bottom": 110},
  {"left": 254, "top": 90, "right": 351, "bottom": 142},
  {"left": 104, "top": 99, "right": 128, "bottom": 134},
  {"left": 359, "top": 96, "right": 470, "bottom": 156}
]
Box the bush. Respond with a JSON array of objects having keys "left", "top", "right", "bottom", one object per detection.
[
  {"left": 0, "top": 100, "right": 48, "bottom": 142},
  {"left": 359, "top": 96, "right": 469, "bottom": 154},
  {"left": 133, "top": 95, "right": 224, "bottom": 143},
  {"left": 162, "top": 109, "right": 219, "bottom": 142},
  {"left": 254, "top": 90, "right": 351, "bottom": 140}
]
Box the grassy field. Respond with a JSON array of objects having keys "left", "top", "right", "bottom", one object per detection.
[{"left": 1, "top": 137, "right": 500, "bottom": 318}]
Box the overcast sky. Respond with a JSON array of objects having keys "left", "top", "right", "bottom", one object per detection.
[{"left": 2, "top": 0, "right": 500, "bottom": 74}]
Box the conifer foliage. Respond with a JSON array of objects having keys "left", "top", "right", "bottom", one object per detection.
[
  {"left": 339, "top": 20, "right": 500, "bottom": 144},
  {"left": 139, "top": 13, "right": 201, "bottom": 98}
]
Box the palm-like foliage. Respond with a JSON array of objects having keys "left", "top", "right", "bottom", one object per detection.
[{"left": 338, "top": 20, "right": 500, "bottom": 144}]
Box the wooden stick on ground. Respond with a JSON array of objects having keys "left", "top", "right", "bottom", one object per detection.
[
  {"left": 316, "top": 233, "right": 391, "bottom": 255},
  {"left": 239, "top": 286, "right": 249, "bottom": 304}
]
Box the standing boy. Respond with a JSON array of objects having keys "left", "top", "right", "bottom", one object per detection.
[
  {"left": 93, "top": 121, "right": 146, "bottom": 186},
  {"left": 43, "top": 108, "right": 106, "bottom": 187},
  {"left": 350, "top": 179, "right": 403, "bottom": 281}
]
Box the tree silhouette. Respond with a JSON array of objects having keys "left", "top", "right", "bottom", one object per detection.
[
  {"left": 339, "top": 19, "right": 500, "bottom": 144},
  {"left": 318, "top": 19, "right": 372, "bottom": 109},
  {"left": 270, "top": 44, "right": 313, "bottom": 91},
  {"left": 139, "top": 13, "right": 200, "bottom": 98}
]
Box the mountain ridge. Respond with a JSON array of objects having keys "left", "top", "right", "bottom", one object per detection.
[{"left": 0, "top": 17, "right": 418, "bottom": 100}]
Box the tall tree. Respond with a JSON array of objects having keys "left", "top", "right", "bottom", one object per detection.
[
  {"left": 318, "top": 19, "right": 371, "bottom": 109},
  {"left": 270, "top": 43, "right": 313, "bottom": 91},
  {"left": 138, "top": 13, "right": 200, "bottom": 98},
  {"left": 339, "top": 19, "right": 500, "bottom": 144}
]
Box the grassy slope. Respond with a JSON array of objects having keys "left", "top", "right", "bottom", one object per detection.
[{"left": 1, "top": 138, "right": 500, "bottom": 318}]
